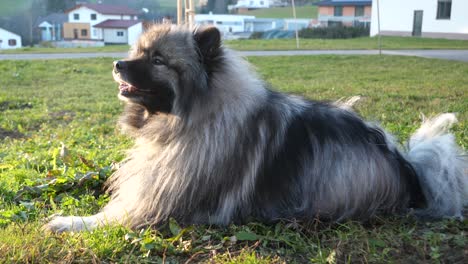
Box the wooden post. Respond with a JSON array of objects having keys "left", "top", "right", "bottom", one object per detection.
[
  {"left": 177, "top": 0, "right": 195, "bottom": 26},
  {"left": 185, "top": 0, "right": 190, "bottom": 25},
  {"left": 376, "top": 0, "right": 382, "bottom": 55},
  {"left": 189, "top": 0, "right": 195, "bottom": 25},
  {"left": 291, "top": 0, "right": 299, "bottom": 49},
  {"left": 177, "top": 0, "right": 183, "bottom": 25}
]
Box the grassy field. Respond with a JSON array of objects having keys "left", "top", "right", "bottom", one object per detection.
[
  {"left": 1, "top": 36, "right": 468, "bottom": 54},
  {"left": 0, "top": 45, "right": 130, "bottom": 54},
  {"left": 226, "top": 36, "right": 468, "bottom": 50},
  {"left": 241, "top": 6, "right": 318, "bottom": 19},
  {"left": 0, "top": 55, "right": 466, "bottom": 263}
]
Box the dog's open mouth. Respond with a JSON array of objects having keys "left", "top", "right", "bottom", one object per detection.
[{"left": 119, "top": 81, "right": 139, "bottom": 96}]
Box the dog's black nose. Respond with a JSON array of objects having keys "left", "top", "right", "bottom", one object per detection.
[{"left": 114, "top": 60, "right": 126, "bottom": 72}]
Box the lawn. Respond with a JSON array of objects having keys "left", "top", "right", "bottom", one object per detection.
[
  {"left": 0, "top": 55, "right": 466, "bottom": 263},
  {"left": 0, "top": 45, "right": 130, "bottom": 54},
  {"left": 226, "top": 36, "right": 468, "bottom": 50},
  {"left": 1, "top": 36, "right": 468, "bottom": 54}
]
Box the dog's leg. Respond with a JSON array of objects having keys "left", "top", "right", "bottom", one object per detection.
[
  {"left": 43, "top": 210, "right": 129, "bottom": 233},
  {"left": 43, "top": 214, "right": 103, "bottom": 233}
]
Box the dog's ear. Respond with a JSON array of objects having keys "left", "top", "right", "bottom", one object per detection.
[{"left": 193, "top": 26, "right": 221, "bottom": 59}]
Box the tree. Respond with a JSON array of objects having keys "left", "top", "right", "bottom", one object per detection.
[{"left": 44, "top": 0, "right": 77, "bottom": 13}]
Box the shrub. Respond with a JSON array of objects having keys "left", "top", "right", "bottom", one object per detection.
[
  {"left": 38, "top": 41, "right": 55, "bottom": 48},
  {"left": 299, "top": 26, "right": 370, "bottom": 39},
  {"left": 249, "top": 32, "right": 264, "bottom": 39}
]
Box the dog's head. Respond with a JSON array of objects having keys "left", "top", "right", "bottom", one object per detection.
[{"left": 113, "top": 25, "right": 222, "bottom": 114}]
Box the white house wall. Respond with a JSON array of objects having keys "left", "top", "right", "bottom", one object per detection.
[
  {"left": 195, "top": 14, "right": 255, "bottom": 33},
  {"left": 127, "top": 23, "right": 142, "bottom": 45},
  {"left": 371, "top": 0, "right": 468, "bottom": 39},
  {"left": 103, "top": 28, "right": 128, "bottom": 44},
  {"left": 68, "top": 6, "right": 137, "bottom": 40},
  {"left": 0, "top": 28, "right": 22, "bottom": 49},
  {"left": 235, "top": 0, "right": 270, "bottom": 8}
]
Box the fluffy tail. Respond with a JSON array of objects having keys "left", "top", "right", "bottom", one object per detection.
[{"left": 407, "top": 113, "right": 467, "bottom": 219}]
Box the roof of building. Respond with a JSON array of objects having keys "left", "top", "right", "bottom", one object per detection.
[
  {"left": 314, "top": 0, "right": 372, "bottom": 6},
  {"left": 0, "top": 27, "right": 21, "bottom": 37},
  {"left": 93, "top": 19, "right": 141, "bottom": 29},
  {"left": 35, "top": 13, "right": 68, "bottom": 27},
  {"left": 65, "top": 4, "right": 140, "bottom": 16}
]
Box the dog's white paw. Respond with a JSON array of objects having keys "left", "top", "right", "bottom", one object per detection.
[{"left": 43, "top": 215, "right": 98, "bottom": 233}]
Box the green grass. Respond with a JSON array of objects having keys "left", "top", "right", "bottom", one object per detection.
[
  {"left": 226, "top": 36, "right": 468, "bottom": 50},
  {"left": 241, "top": 6, "right": 318, "bottom": 19},
  {"left": 2, "top": 36, "right": 468, "bottom": 54},
  {"left": 0, "top": 55, "right": 467, "bottom": 263},
  {"left": 0, "top": 45, "right": 130, "bottom": 54}
]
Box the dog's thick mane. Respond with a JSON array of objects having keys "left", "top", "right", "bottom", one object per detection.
[{"left": 110, "top": 28, "right": 277, "bottom": 226}]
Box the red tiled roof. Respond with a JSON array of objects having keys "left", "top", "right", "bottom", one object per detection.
[
  {"left": 65, "top": 4, "right": 140, "bottom": 16},
  {"left": 93, "top": 19, "right": 141, "bottom": 29}
]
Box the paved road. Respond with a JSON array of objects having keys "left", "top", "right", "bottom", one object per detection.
[{"left": 1, "top": 50, "right": 468, "bottom": 62}]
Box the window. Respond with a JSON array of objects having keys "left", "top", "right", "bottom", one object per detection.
[
  {"left": 81, "top": 29, "right": 88, "bottom": 37},
  {"left": 91, "top": 14, "right": 97, "bottom": 20},
  {"left": 73, "top": 13, "right": 79, "bottom": 20},
  {"left": 117, "top": 31, "right": 124, "bottom": 37},
  {"left": 437, "top": 0, "right": 451, "bottom": 19},
  {"left": 8, "top": 39, "right": 17, "bottom": 46},
  {"left": 334, "top": 6, "right": 343, "bottom": 17},
  {"left": 355, "top": 6, "right": 364, "bottom": 17}
]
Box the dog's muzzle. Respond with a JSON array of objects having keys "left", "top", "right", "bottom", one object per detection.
[{"left": 113, "top": 60, "right": 127, "bottom": 73}]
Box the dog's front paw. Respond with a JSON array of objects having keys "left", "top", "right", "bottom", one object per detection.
[{"left": 42, "top": 215, "right": 96, "bottom": 233}]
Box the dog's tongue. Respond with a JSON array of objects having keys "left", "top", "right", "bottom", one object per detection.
[{"left": 119, "top": 83, "right": 137, "bottom": 93}]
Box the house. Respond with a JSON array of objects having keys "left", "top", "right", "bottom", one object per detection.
[
  {"left": 36, "top": 13, "right": 68, "bottom": 42},
  {"left": 244, "top": 18, "right": 284, "bottom": 32},
  {"left": 229, "top": 0, "right": 286, "bottom": 13},
  {"left": 63, "top": 3, "right": 142, "bottom": 45},
  {"left": 232, "top": 0, "right": 271, "bottom": 10},
  {"left": 0, "top": 28, "right": 22, "bottom": 49},
  {"left": 195, "top": 13, "right": 255, "bottom": 34},
  {"left": 314, "top": 0, "right": 372, "bottom": 27},
  {"left": 195, "top": 13, "right": 310, "bottom": 37},
  {"left": 93, "top": 20, "right": 142, "bottom": 45},
  {"left": 370, "top": 0, "right": 468, "bottom": 39}
]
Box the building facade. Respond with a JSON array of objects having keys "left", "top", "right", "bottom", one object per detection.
[
  {"left": 195, "top": 14, "right": 255, "bottom": 33},
  {"left": 36, "top": 13, "right": 68, "bottom": 42},
  {"left": 233, "top": 0, "right": 271, "bottom": 9},
  {"left": 370, "top": 0, "right": 468, "bottom": 39},
  {"left": 63, "top": 4, "right": 142, "bottom": 44},
  {"left": 94, "top": 20, "right": 142, "bottom": 45},
  {"left": 315, "top": 0, "right": 372, "bottom": 27},
  {"left": 0, "top": 28, "right": 22, "bottom": 49}
]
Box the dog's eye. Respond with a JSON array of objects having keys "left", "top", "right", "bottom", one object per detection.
[{"left": 152, "top": 57, "right": 164, "bottom": 65}]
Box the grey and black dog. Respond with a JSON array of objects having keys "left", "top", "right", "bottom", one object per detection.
[{"left": 45, "top": 25, "right": 467, "bottom": 232}]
